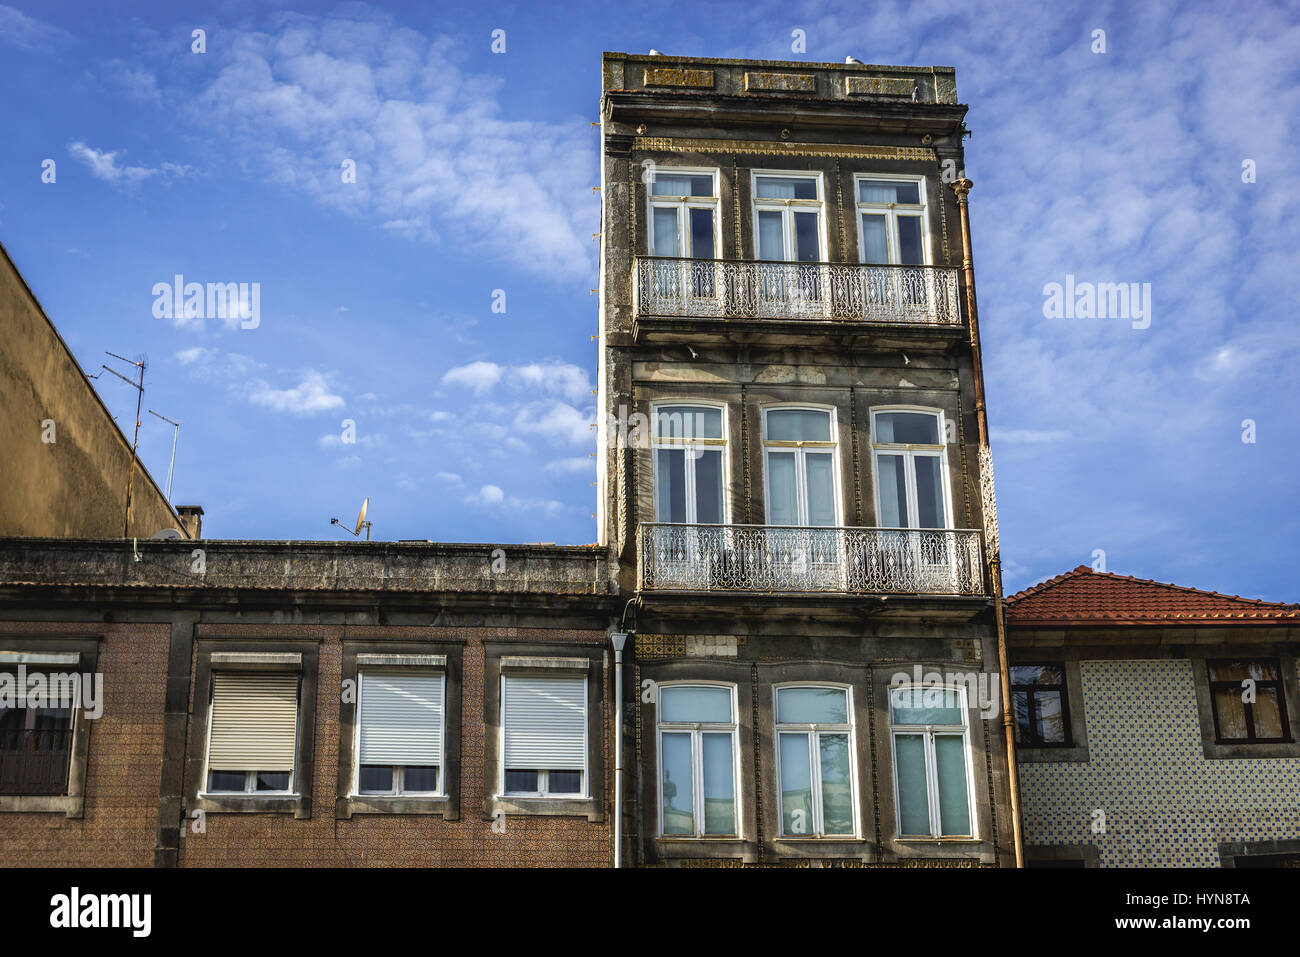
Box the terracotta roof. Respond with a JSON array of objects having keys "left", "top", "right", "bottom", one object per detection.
[{"left": 1005, "top": 566, "right": 1300, "bottom": 625}]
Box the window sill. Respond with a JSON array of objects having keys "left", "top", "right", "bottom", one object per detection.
[
  {"left": 895, "top": 836, "right": 980, "bottom": 844},
  {"left": 486, "top": 794, "right": 604, "bottom": 822},
  {"left": 775, "top": 836, "right": 866, "bottom": 843},
  {"left": 1201, "top": 739, "right": 1300, "bottom": 760},
  {"left": 191, "top": 792, "right": 308, "bottom": 818},
  {"left": 338, "top": 793, "right": 456, "bottom": 820},
  {"left": 0, "top": 794, "right": 83, "bottom": 818}
]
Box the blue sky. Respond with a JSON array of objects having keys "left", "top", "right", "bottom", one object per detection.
[{"left": 1, "top": 0, "right": 1296, "bottom": 601}]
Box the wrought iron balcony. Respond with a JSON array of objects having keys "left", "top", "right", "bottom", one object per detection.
[
  {"left": 0, "top": 727, "right": 71, "bottom": 796},
  {"left": 633, "top": 257, "right": 962, "bottom": 325},
  {"left": 638, "top": 523, "right": 984, "bottom": 596}
]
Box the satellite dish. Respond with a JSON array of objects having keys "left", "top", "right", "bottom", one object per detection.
[
  {"left": 355, "top": 498, "right": 369, "bottom": 535},
  {"left": 151, "top": 528, "right": 184, "bottom": 540}
]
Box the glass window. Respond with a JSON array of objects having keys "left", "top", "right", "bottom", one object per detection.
[
  {"left": 775, "top": 686, "right": 856, "bottom": 837},
  {"left": 762, "top": 409, "right": 838, "bottom": 528},
  {"left": 870, "top": 410, "right": 949, "bottom": 530},
  {"left": 752, "top": 174, "right": 822, "bottom": 263},
  {"left": 1011, "top": 664, "right": 1071, "bottom": 747},
  {"left": 501, "top": 675, "right": 588, "bottom": 797},
  {"left": 1208, "top": 660, "right": 1290, "bottom": 743},
  {"left": 357, "top": 670, "right": 445, "bottom": 796},
  {"left": 0, "top": 672, "right": 73, "bottom": 797},
  {"left": 854, "top": 176, "right": 927, "bottom": 265},
  {"left": 657, "top": 684, "right": 738, "bottom": 837},
  {"left": 653, "top": 405, "right": 727, "bottom": 525},
  {"left": 648, "top": 169, "right": 718, "bottom": 258},
  {"left": 890, "top": 684, "right": 973, "bottom": 838}
]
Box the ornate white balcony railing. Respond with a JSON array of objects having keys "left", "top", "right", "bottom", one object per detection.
[
  {"left": 638, "top": 523, "right": 984, "bottom": 596},
  {"left": 633, "top": 257, "right": 962, "bottom": 325}
]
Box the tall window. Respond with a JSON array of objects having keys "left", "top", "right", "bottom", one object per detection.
[
  {"left": 205, "top": 672, "right": 300, "bottom": 794},
  {"left": 890, "top": 683, "right": 974, "bottom": 838},
  {"left": 753, "top": 173, "right": 823, "bottom": 262},
  {"left": 653, "top": 404, "right": 726, "bottom": 525},
  {"left": 501, "top": 674, "right": 587, "bottom": 797},
  {"left": 648, "top": 169, "right": 718, "bottom": 258},
  {"left": 775, "top": 685, "right": 856, "bottom": 837},
  {"left": 855, "top": 176, "right": 927, "bottom": 265},
  {"left": 870, "top": 409, "right": 950, "bottom": 530},
  {"left": 356, "top": 670, "right": 445, "bottom": 795},
  {"left": 1011, "top": 664, "right": 1071, "bottom": 747},
  {"left": 1208, "top": 660, "right": 1291, "bottom": 744},
  {"left": 762, "top": 408, "right": 839, "bottom": 528},
  {"left": 0, "top": 671, "right": 74, "bottom": 796},
  {"left": 657, "top": 684, "right": 738, "bottom": 837}
]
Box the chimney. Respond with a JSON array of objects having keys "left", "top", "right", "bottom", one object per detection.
[{"left": 176, "top": 505, "right": 204, "bottom": 539}]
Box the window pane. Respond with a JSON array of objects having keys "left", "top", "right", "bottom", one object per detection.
[
  {"left": 794, "top": 211, "right": 820, "bottom": 262},
  {"left": 359, "top": 765, "right": 394, "bottom": 793},
  {"left": 701, "top": 733, "right": 736, "bottom": 835},
  {"left": 1013, "top": 664, "right": 1064, "bottom": 686},
  {"left": 935, "top": 735, "right": 970, "bottom": 835},
  {"left": 1013, "top": 691, "right": 1031, "bottom": 744},
  {"left": 779, "top": 732, "right": 813, "bottom": 835},
  {"left": 914, "top": 455, "right": 945, "bottom": 528},
  {"left": 694, "top": 449, "right": 724, "bottom": 525},
  {"left": 767, "top": 409, "right": 831, "bottom": 442},
  {"left": 860, "top": 213, "right": 889, "bottom": 263},
  {"left": 660, "top": 685, "right": 732, "bottom": 723},
  {"left": 777, "top": 686, "right": 848, "bottom": 725},
  {"left": 655, "top": 405, "right": 723, "bottom": 440},
  {"left": 896, "top": 216, "right": 924, "bottom": 265},
  {"left": 766, "top": 452, "right": 798, "bottom": 525},
  {"left": 1210, "top": 660, "right": 1279, "bottom": 682},
  {"left": 689, "top": 208, "right": 714, "bottom": 258},
  {"left": 894, "top": 734, "right": 931, "bottom": 835},
  {"left": 208, "top": 770, "right": 247, "bottom": 792},
  {"left": 804, "top": 453, "right": 836, "bottom": 527},
  {"left": 891, "top": 686, "right": 964, "bottom": 725},
  {"left": 758, "top": 210, "right": 784, "bottom": 260},
  {"left": 1034, "top": 691, "right": 1066, "bottom": 744},
  {"left": 1253, "top": 689, "right": 1285, "bottom": 739},
  {"left": 652, "top": 206, "right": 679, "bottom": 256},
  {"left": 819, "top": 733, "right": 854, "bottom": 835},
  {"left": 859, "top": 179, "right": 919, "bottom": 204},
  {"left": 1214, "top": 689, "right": 1249, "bottom": 739},
  {"left": 875, "top": 411, "right": 940, "bottom": 445},
  {"left": 661, "top": 732, "right": 694, "bottom": 834},
  {"left": 651, "top": 173, "right": 713, "bottom": 196},
  {"left": 655, "top": 449, "right": 687, "bottom": 523},
  {"left": 756, "top": 176, "right": 816, "bottom": 200},
  {"left": 876, "top": 454, "right": 907, "bottom": 527},
  {"left": 256, "top": 771, "right": 290, "bottom": 792},
  {"left": 505, "top": 769, "right": 539, "bottom": 793},
  {"left": 547, "top": 770, "right": 583, "bottom": 794},
  {"left": 403, "top": 766, "right": 438, "bottom": 792}
]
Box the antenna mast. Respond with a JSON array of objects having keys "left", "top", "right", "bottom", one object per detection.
[
  {"left": 148, "top": 410, "right": 180, "bottom": 504},
  {"left": 102, "top": 351, "right": 146, "bottom": 537}
]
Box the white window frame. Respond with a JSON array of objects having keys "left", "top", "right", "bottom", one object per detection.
[
  {"left": 889, "top": 682, "right": 976, "bottom": 839},
  {"left": 655, "top": 681, "right": 741, "bottom": 838},
  {"left": 869, "top": 407, "right": 953, "bottom": 530},
  {"left": 200, "top": 672, "right": 299, "bottom": 798},
  {"left": 761, "top": 405, "right": 842, "bottom": 527},
  {"left": 750, "top": 170, "right": 827, "bottom": 262},
  {"left": 498, "top": 674, "right": 589, "bottom": 800},
  {"left": 651, "top": 401, "right": 729, "bottom": 525},
  {"left": 647, "top": 166, "right": 720, "bottom": 258},
  {"left": 853, "top": 172, "right": 930, "bottom": 265},
  {"left": 773, "top": 683, "right": 859, "bottom": 839},
  {"left": 351, "top": 670, "right": 446, "bottom": 798}
]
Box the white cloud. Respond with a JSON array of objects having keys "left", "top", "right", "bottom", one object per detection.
[
  {"left": 464, "top": 482, "right": 565, "bottom": 517},
  {"left": 545, "top": 457, "right": 594, "bottom": 474},
  {"left": 68, "top": 141, "right": 190, "bottom": 186},
  {"left": 185, "top": 12, "right": 596, "bottom": 281},
  {"left": 249, "top": 370, "right": 344, "bottom": 415},
  {"left": 434, "top": 471, "right": 463, "bottom": 485},
  {"left": 467, "top": 484, "right": 504, "bottom": 506},
  {"left": 441, "top": 360, "right": 502, "bottom": 395},
  {"left": 513, "top": 361, "right": 593, "bottom": 404},
  {"left": 990, "top": 428, "right": 1069, "bottom": 445},
  {"left": 513, "top": 401, "right": 593, "bottom": 447},
  {"left": 0, "top": 4, "right": 71, "bottom": 50}
]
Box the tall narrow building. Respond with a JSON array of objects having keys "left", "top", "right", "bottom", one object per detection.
[{"left": 597, "top": 53, "right": 1017, "bottom": 865}]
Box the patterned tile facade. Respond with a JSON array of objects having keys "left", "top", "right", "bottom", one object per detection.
[{"left": 1020, "top": 659, "right": 1300, "bottom": 867}]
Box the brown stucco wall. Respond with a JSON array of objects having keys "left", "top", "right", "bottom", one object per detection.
[{"left": 0, "top": 242, "right": 185, "bottom": 539}]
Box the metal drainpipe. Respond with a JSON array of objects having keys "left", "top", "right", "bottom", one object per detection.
[
  {"left": 610, "top": 630, "right": 629, "bottom": 868},
  {"left": 952, "top": 178, "right": 1025, "bottom": 869}
]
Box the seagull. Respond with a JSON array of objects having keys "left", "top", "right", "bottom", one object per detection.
[
  {"left": 649, "top": 49, "right": 663, "bottom": 56},
  {"left": 845, "top": 55, "right": 863, "bottom": 64}
]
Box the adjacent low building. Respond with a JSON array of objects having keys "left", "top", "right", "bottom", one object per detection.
[{"left": 1008, "top": 566, "right": 1300, "bottom": 867}]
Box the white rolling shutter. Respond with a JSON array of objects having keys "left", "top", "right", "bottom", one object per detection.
[
  {"left": 358, "top": 671, "right": 444, "bottom": 766},
  {"left": 502, "top": 675, "right": 587, "bottom": 770},
  {"left": 208, "top": 672, "right": 299, "bottom": 772}
]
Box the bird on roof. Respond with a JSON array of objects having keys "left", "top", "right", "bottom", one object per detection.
[{"left": 845, "top": 55, "right": 863, "bottom": 64}]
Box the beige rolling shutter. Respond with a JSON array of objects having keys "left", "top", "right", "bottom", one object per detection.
[
  {"left": 502, "top": 675, "right": 586, "bottom": 770},
  {"left": 358, "top": 672, "right": 444, "bottom": 766},
  {"left": 208, "top": 673, "right": 298, "bottom": 771}
]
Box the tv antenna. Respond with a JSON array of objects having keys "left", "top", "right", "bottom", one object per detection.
[
  {"left": 101, "top": 351, "right": 146, "bottom": 537},
  {"left": 148, "top": 410, "right": 180, "bottom": 504},
  {"left": 330, "top": 497, "right": 372, "bottom": 541}
]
